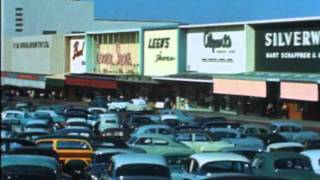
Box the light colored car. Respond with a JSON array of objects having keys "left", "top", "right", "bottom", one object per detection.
[
  {"left": 108, "top": 98, "right": 147, "bottom": 112},
  {"left": 1, "top": 110, "right": 27, "bottom": 125},
  {"left": 87, "top": 107, "right": 108, "bottom": 114},
  {"left": 266, "top": 142, "right": 305, "bottom": 152},
  {"left": 132, "top": 124, "right": 173, "bottom": 137},
  {"left": 160, "top": 109, "right": 195, "bottom": 125},
  {"left": 65, "top": 118, "right": 89, "bottom": 129},
  {"left": 107, "top": 154, "right": 171, "bottom": 180},
  {"left": 301, "top": 150, "right": 320, "bottom": 175},
  {"left": 24, "top": 119, "right": 51, "bottom": 133},
  {"left": 269, "top": 121, "right": 319, "bottom": 143},
  {"left": 172, "top": 152, "right": 251, "bottom": 180},
  {"left": 98, "top": 113, "right": 120, "bottom": 133},
  {"left": 128, "top": 133, "right": 194, "bottom": 155},
  {"left": 209, "top": 128, "right": 265, "bottom": 149},
  {"left": 175, "top": 130, "right": 234, "bottom": 153},
  {"left": 238, "top": 123, "right": 271, "bottom": 136},
  {"left": 33, "top": 110, "right": 65, "bottom": 123}
]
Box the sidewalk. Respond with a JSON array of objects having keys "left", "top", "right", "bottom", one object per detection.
[{"left": 185, "top": 110, "right": 320, "bottom": 132}]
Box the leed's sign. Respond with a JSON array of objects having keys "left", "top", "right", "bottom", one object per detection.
[
  {"left": 144, "top": 29, "right": 178, "bottom": 76},
  {"left": 255, "top": 24, "right": 320, "bottom": 73}
]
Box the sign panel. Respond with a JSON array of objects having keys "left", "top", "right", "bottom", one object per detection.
[
  {"left": 11, "top": 36, "right": 52, "bottom": 74},
  {"left": 96, "top": 43, "right": 139, "bottom": 75},
  {"left": 213, "top": 79, "right": 267, "bottom": 97},
  {"left": 255, "top": 22, "right": 320, "bottom": 73},
  {"left": 144, "top": 29, "right": 178, "bottom": 76},
  {"left": 187, "top": 29, "right": 245, "bottom": 74},
  {"left": 281, "top": 82, "right": 319, "bottom": 102},
  {"left": 70, "top": 39, "right": 86, "bottom": 73}
]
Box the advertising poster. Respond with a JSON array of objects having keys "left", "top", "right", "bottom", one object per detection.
[
  {"left": 144, "top": 29, "right": 178, "bottom": 76},
  {"left": 70, "top": 39, "right": 86, "bottom": 73},
  {"left": 96, "top": 43, "right": 139, "bottom": 75},
  {"left": 187, "top": 29, "right": 245, "bottom": 74}
]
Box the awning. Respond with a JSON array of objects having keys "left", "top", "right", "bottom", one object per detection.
[
  {"left": 46, "top": 73, "right": 67, "bottom": 87},
  {"left": 281, "top": 82, "right": 319, "bottom": 102},
  {"left": 1, "top": 72, "right": 47, "bottom": 89},
  {"left": 213, "top": 79, "right": 267, "bottom": 97},
  {"left": 214, "top": 72, "right": 320, "bottom": 83},
  {"left": 65, "top": 73, "right": 117, "bottom": 89},
  {"left": 152, "top": 72, "right": 214, "bottom": 83}
]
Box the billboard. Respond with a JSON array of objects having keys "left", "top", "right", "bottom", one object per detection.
[
  {"left": 96, "top": 43, "right": 139, "bottom": 75},
  {"left": 70, "top": 39, "right": 86, "bottom": 73},
  {"left": 144, "top": 29, "right": 178, "bottom": 76},
  {"left": 187, "top": 29, "right": 245, "bottom": 74},
  {"left": 255, "top": 22, "right": 320, "bottom": 73}
]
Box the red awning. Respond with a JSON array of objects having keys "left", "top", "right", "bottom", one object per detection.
[
  {"left": 281, "top": 82, "right": 319, "bottom": 102},
  {"left": 213, "top": 79, "right": 267, "bottom": 97},
  {"left": 65, "top": 77, "right": 117, "bottom": 89}
]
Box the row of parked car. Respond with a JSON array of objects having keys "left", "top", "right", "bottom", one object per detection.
[{"left": 1, "top": 100, "right": 320, "bottom": 180}]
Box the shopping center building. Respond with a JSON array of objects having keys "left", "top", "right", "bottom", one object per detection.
[{"left": 1, "top": 0, "right": 319, "bottom": 120}]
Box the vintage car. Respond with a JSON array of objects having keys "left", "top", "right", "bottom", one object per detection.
[
  {"left": 91, "top": 136, "right": 145, "bottom": 153},
  {"left": 128, "top": 133, "right": 194, "bottom": 155},
  {"left": 1, "top": 110, "right": 27, "bottom": 125},
  {"left": 1, "top": 138, "right": 36, "bottom": 154},
  {"left": 163, "top": 152, "right": 191, "bottom": 172},
  {"left": 107, "top": 154, "right": 171, "bottom": 180},
  {"left": 33, "top": 109, "right": 65, "bottom": 123},
  {"left": 252, "top": 152, "right": 320, "bottom": 180},
  {"left": 132, "top": 124, "right": 174, "bottom": 137},
  {"left": 238, "top": 123, "right": 271, "bottom": 136},
  {"left": 269, "top": 121, "right": 319, "bottom": 143},
  {"left": 301, "top": 150, "right": 320, "bottom": 175},
  {"left": 203, "top": 122, "right": 241, "bottom": 129},
  {"left": 171, "top": 152, "right": 252, "bottom": 180},
  {"left": 108, "top": 98, "right": 147, "bottom": 112},
  {"left": 35, "top": 135, "right": 94, "bottom": 178},
  {"left": 84, "top": 149, "right": 139, "bottom": 180},
  {"left": 122, "top": 115, "right": 154, "bottom": 133},
  {"left": 54, "top": 126, "right": 95, "bottom": 138},
  {"left": 15, "top": 131, "right": 49, "bottom": 141},
  {"left": 266, "top": 142, "right": 305, "bottom": 152},
  {"left": 23, "top": 119, "right": 52, "bottom": 133},
  {"left": 194, "top": 116, "right": 226, "bottom": 127},
  {"left": 1, "top": 155, "right": 72, "bottom": 180},
  {"left": 97, "top": 113, "right": 120, "bottom": 133},
  {"left": 161, "top": 114, "right": 181, "bottom": 127},
  {"left": 160, "top": 109, "right": 195, "bottom": 125},
  {"left": 209, "top": 128, "right": 264, "bottom": 149},
  {"left": 11, "top": 146, "right": 60, "bottom": 161},
  {"left": 175, "top": 130, "right": 234, "bottom": 153},
  {"left": 87, "top": 107, "right": 108, "bottom": 114},
  {"left": 175, "top": 125, "right": 202, "bottom": 132}
]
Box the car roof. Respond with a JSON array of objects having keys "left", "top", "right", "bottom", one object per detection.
[
  {"left": 1, "top": 155, "right": 59, "bottom": 170},
  {"left": 138, "top": 124, "right": 170, "bottom": 130},
  {"left": 270, "top": 120, "right": 301, "bottom": 127},
  {"left": 267, "top": 142, "right": 304, "bottom": 149},
  {"left": 2, "top": 110, "right": 25, "bottom": 114},
  {"left": 210, "top": 128, "right": 240, "bottom": 133},
  {"left": 25, "top": 120, "right": 49, "bottom": 125},
  {"left": 132, "top": 133, "right": 174, "bottom": 140},
  {"left": 191, "top": 153, "right": 250, "bottom": 167},
  {"left": 94, "top": 148, "right": 136, "bottom": 155},
  {"left": 35, "top": 135, "right": 91, "bottom": 142},
  {"left": 256, "top": 152, "right": 309, "bottom": 160},
  {"left": 240, "top": 123, "right": 269, "bottom": 129},
  {"left": 301, "top": 150, "right": 320, "bottom": 158},
  {"left": 112, "top": 154, "right": 167, "bottom": 168}
]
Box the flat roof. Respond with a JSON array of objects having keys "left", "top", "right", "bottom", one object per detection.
[{"left": 180, "top": 16, "right": 320, "bottom": 29}]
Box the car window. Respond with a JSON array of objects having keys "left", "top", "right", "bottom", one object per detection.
[
  {"left": 195, "top": 134, "right": 210, "bottom": 142},
  {"left": 135, "top": 138, "right": 152, "bottom": 145},
  {"left": 274, "top": 158, "right": 311, "bottom": 170},
  {"left": 57, "top": 141, "right": 90, "bottom": 150},
  {"left": 214, "top": 131, "right": 237, "bottom": 138},
  {"left": 259, "top": 128, "right": 269, "bottom": 134},
  {"left": 201, "top": 161, "right": 251, "bottom": 174},
  {"left": 105, "top": 120, "right": 117, "bottom": 123},
  {"left": 145, "top": 128, "right": 156, "bottom": 133},
  {"left": 176, "top": 133, "right": 192, "bottom": 141},
  {"left": 252, "top": 158, "right": 263, "bottom": 169},
  {"left": 279, "top": 126, "right": 291, "bottom": 132},
  {"left": 153, "top": 139, "right": 169, "bottom": 146},
  {"left": 159, "top": 128, "right": 170, "bottom": 135},
  {"left": 246, "top": 128, "right": 257, "bottom": 135},
  {"left": 37, "top": 141, "right": 53, "bottom": 149},
  {"left": 292, "top": 126, "right": 301, "bottom": 132}
]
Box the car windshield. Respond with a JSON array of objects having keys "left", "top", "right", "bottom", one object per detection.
[
  {"left": 2, "top": 165, "right": 57, "bottom": 180},
  {"left": 57, "top": 141, "right": 90, "bottom": 150},
  {"left": 200, "top": 161, "right": 251, "bottom": 174},
  {"left": 115, "top": 164, "right": 170, "bottom": 178}
]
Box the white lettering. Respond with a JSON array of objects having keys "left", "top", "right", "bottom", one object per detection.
[
  {"left": 302, "top": 31, "right": 311, "bottom": 46},
  {"left": 311, "top": 31, "right": 320, "bottom": 45},
  {"left": 284, "top": 32, "right": 293, "bottom": 46},
  {"left": 293, "top": 31, "right": 302, "bottom": 46},
  {"left": 273, "top": 32, "right": 277, "bottom": 47},
  {"left": 278, "top": 32, "right": 286, "bottom": 46},
  {"left": 265, "top": 33, "right": 272, "bottom": 46}
]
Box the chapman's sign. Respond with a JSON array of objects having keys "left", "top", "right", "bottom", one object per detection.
[
  {"left": 255, "top": 22, "right": 320, "bottom": 73},
  {"left": 187, "top": 29, "right": 245, "bottom": 74},
  {"left": 13, "top": 41, "right": 49, "bottom": 48},
  {"left": 144, "top": 29, "right": 178, "bottom": 76}
]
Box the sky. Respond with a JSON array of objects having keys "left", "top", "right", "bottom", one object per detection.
[{"left": 93, "top": 0, "right": 320, "bottom": 24}]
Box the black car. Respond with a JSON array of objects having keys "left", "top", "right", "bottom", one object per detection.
[
  {"left": 11, "top": 146, "right": 59, "bottom": 161},
  {"left": 255, "top": 133, "right": 288, "bottom": 146},
  {"left": 1, "top": 138, "right": 36, "bottom": 154}
]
